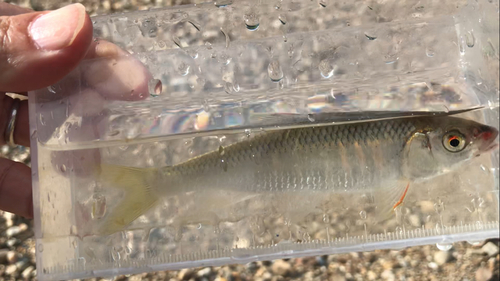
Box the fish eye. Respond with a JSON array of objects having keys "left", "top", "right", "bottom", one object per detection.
[{"left": 443, "top": 131, "right": 466, "bottom": 152}]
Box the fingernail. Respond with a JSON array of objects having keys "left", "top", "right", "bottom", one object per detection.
[{"left": 29, "top": 3, "right": 86, "bottom": 51}]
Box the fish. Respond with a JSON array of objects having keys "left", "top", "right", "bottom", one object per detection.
[{"left": 95, "top": 114, "right": 498, "bottom": 236}]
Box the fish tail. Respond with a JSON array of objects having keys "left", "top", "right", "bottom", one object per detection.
[{"left": 96, "top": 164, "right": 160, "bottom": 236}]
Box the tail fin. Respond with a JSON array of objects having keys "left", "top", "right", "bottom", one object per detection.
[{"left": 96, "top": 164, "right": 159, "bottom": 236}]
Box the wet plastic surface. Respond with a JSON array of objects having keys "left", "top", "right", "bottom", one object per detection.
[{"left": 27, "top": 0, "right": 499, "bottom": 280}]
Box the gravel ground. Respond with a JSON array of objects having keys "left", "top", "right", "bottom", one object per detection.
[{"left": 1, "top": 0, "right": 500, "bottom": 280}]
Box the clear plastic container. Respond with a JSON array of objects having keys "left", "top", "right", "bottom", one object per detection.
[{"left": 27, "top": 0, "right": 499, "bottom": 280}]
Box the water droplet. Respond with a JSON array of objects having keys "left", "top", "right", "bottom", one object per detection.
[
  {"left": 215, "top": 0, "right": 233, "bottom": 7},
  {"left": 111, "top": 248, "right": 121, "bottom": 261},
  {"left": 307, "top": 114, "right": 315, "bottom": 122},
  {"left": 38, "top": 243, "right": 44, "bottom": 252},
  {"left": 59, "top": 164, "right": 67, "bottom": 173},
  {"left": 70, "top": 225, "right": 77, "bottom": 235},
  {"left": 172, "top": 35, "right": 183, "bottom": 49},
  {"left": 47, "top": 85, "right": 57, "bottom": 93},
  {"left": 197, "top": 223, "right": 202, "bottom": 229},
  {"left": 188, "top": 20, "right": 201, "bottom": 31},
  {"left": 359, "top": 210, "right": 367, "bottom": 220},
  {"left": 177, "top": 62, "right": 190, "bottom": 76},
  {"left": 279, "top": 14, "right": 287, "bottom": 24},
  {"left": 244, "top": 13, "right": 260, "bottom": 31},
  {"left": 39, "top": 114, "right": 46, "bottom": 126},
  {"left": 224, "top": 82, "right": 234, "bottom": 94},
  {"left": 205, "top": 42, "right": 213, "bottom": 50},
  {"left": 72, "top": 240, "right": 78, "bottom": 248},
  {"left": 220, "top": 27, "right": 230, "bottom": 48},
  {"left": 395, "top": 226, "right": 403, "bottom": 234},
  {"left": 214, "top": 225, "right": 221, "bottom": 234},
  {"left": 188, "top": 49, "right": 198, "bottom": 59},
  {"left": 426, "top": 46, "right": 435, "bottom": 57},
  {"left": 244, "top": 129, "right": 251, "bottom": 138},
  {"left": 384, "top": 54, "right": 399, "bottom": 64},
  {"left": 364, "top": 33, "right": 377, "bottom": 40},
  {"left": 322, "top": 214, "right": 330, "bottom": 223},
  {"left": 268, "top": 60, "right": 284, "bottom": 82},
  {"left": 319, "top": 0, "right": 327, "bottom": 7},
  {"left": 466, "top": 31, "right": 475, "bottom": 48},
  {"left": 233, "top": 83, "right": 240, "bottom": 92},
  {"left": 467, "top": 240, "right": 482, "bottom": 246},
  {"left": 148, "top": 79, "right": 162, "bottom": 97},
  {"left": 436, "top": 243, "right": 453, "bottom": 251},
  {"left": 219, "top": 145, "right": 225, "bottom": 156},
  {"left": 459, "top": 36, "right": 466, "bottom": 55},
  {"left": 91, "top": 193, "right": 107, "bottom": 219},
  {"left": 319, "top": 60, "right": 334, "bottom": 78},
  {"left": 278, "top": 79, "right": 285, "bottom": 89}
]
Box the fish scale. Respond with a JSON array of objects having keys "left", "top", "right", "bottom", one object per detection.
[{"left": 157, "top": 118, "right": 420, "bottom": 194}]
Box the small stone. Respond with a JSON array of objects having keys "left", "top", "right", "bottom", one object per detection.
[
  {"left": 408, "top": 215, "right": 421, "bottom": 227},
  {"left": 5, "top": 223, "right": 28, "bottom": 237},
  {"left": 197, "top": 267, "right": 212, "bottom": 277},
  {"left": 433, "top": 250, "right": 452, "bottom": 265},
  {"left": 262, "top": 271, "right": 272, "bottom": 280},
  {"left": 428, "top": 262, "right": 438, "bottom": 270},
  {"left": 419, "top": 201, "right": 435, "bottom": 213},
  {"left": 367, "top": 270, "right": 377, "bottom": 280},
  {"left": 22, "top": 266, "right": 35, "bottom": 279},
  {"left": 330, "top": 274, "right": 346, "bottom": 281},
  {"left": 381, "top": 270, "right": 395, "bottom": 281},
  {"left": 6, "top": 238, "right": 18, "bottom": 247},
  {"left": 255, "top": 266, "right": 267, "bottom": 277},
  {"left": 178, "top": 268, "right": 193, "bottom": 280},
  {"left": 5, "top": 264, "right": 17, "bottom": 275},
  {"left": 475, "top": 266, "right": 493, "bottom": 281},
  {"left": 481, "top": 242, "right": 499, "bottom": 257},
  {"left": 271, "top": 260, "right": 291, "bottom": 276}
]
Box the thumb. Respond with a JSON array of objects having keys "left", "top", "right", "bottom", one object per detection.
[{"left": 0, "top": 3, "right": 93, "bottom": 92}]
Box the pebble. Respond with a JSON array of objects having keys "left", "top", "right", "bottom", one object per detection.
[
  {"left": 330, "top": 274, "right": 346, "bottom": 281},
  {"left": 428, "top": 262, "right": 438, "bottom": 270},
  {"left": 367, "top": 270, "right": 377, "bottom": 280},
  {"left": 22, "top": 266, "right": 35, "bottom": 279},
  {"left": 6, "top": 238, "right": 18, "bottom": 247},
  {"left": 271, "top": 260, "right": 292, "bottom": 276},
  {"left": 5, "top": 224, "right": 28, "bottom": 237},
  {"left": 5, "top": 264, "right": 17, "bottom": 275},
  {"left": 408, "top": 215, "right": 421, "bottom": 227},
  {"left": 481, "top": 242, "right": 499, "bottom": 257},
  {"left": 177, "top": 268, "right": 193, "bottom": 280},
  {"left": 475, "top": 266, "right": 493, "bottom": 281},
  {"left": 381, "top": 269, "right": 395, "bottom": 281},
  {"left": 419, "top": 201, "right": 435, "bottom": 213},
  {"left": 197, "top": 267, "right": 212, "bottom": 277},
  {"left": 433, "top": 250, "right": 452, "bottom": 265}
]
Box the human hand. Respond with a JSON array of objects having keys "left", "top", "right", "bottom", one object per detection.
[{"left": 0, "top": 3, "right": 152, "bottom": 218}]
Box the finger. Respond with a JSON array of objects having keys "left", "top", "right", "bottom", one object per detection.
[
  {"left": 0, "top": 2, "right": 32, "bottom": 16},
  {"left": 83, "top": 40, "right": 153, "bottom": 101},
  {"left": 0, "top": 95, "right": 29, "bottom": 147},
  {"left": 0, "top": 3, "right": 93, "bottom": 92},
  {"left": 0, "top": 157, "right": 33, "bottom": 218}
]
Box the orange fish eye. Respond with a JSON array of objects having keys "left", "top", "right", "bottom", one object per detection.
[{"left": 443, "top": 131, "right": 466, "bottom": 152}]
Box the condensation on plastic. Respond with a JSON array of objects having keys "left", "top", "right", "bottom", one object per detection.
[{"left": 27, "top": 0, "right": 499, "bottom": 280}]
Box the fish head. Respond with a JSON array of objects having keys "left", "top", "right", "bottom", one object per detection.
[{"left": 424, "top": 116, "right": 498, "bottom": 174}]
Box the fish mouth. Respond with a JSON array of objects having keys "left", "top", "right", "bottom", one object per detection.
[{"left": 478, "top": 126, "right": 499, "bottom": 152}]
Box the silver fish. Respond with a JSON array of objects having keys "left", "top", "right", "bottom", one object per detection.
[{"left": 96, "top": 114, "right": 498, "bottom": 235}]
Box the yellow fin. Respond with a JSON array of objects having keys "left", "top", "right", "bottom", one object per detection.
[{"left": 96, "top": 164, "right": 159, "bottom": 236}]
